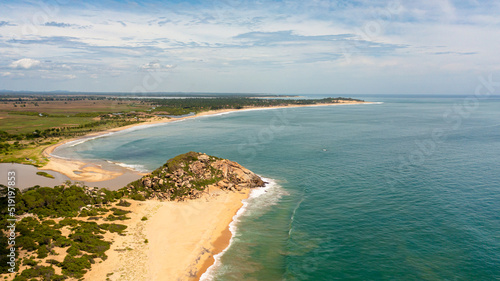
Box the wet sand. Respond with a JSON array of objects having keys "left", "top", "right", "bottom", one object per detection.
[{"left": 0, "top": 162, "right": 142, "bottom": 190}]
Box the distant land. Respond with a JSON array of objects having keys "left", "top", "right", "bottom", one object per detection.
[
  {"left": 0, "top": 90, "right": 299, "bottom": 98},
  {"left": 0, "top": 93, "right": 365, "bottom": 167}
]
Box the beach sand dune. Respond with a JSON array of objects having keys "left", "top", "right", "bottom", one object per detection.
[{"left": 85, "top": 189, "right": 249, "bottom": 281}]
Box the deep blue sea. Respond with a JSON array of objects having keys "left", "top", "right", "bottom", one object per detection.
[{"left": 54, "top": 96, "right": 500, "bottom": 280}]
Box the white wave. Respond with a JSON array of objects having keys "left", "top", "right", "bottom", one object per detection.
[
  {"left": 197, "top": 107, "right": 285, "bottom": 120},
  {"left": 200, "top": 177, "right": 286, "bottom": 281},
  {"left": 105, "top": 160, "right": 149, "bottom": 173},
  {"left": 288, "top": 196, "right": 305, "bottom": 237},
  {"left": 64, "top": 132, "right": 116, "bottom": 147},
  {"left": 47, "top": 154, "right": 76, "bottom": 161}
]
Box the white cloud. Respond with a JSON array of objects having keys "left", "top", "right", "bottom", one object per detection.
[
  {"left": 40, "top": 73, "right": 77, "bottom": 80},
  {"left": 0, "top": 1, "right": 499, "bottom": 94},
  {"left": 10, "top": 58, "right": 41, "bottom": 69},
  {"left": 140, "top": 60, "right": 175, "bottom": 71},
  {"left": 0, "top": 72, "right": 25, "bottom": 78}
]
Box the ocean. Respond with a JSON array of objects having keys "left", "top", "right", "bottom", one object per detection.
[{"left": 53, "top": 96, "right": 500, "bottom": 280}]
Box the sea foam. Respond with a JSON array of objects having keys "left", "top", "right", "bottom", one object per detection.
[
  {"left": 104, "top": 160, "right": 149, "bottom": 173},
  {"left": 200, "top": 177, "right": 286, "bottom": 281}
]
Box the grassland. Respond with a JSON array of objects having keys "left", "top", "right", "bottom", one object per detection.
[
  {"left": 0, "top": 96, "right": 156, "bottom": 166},
  {"left": 0, "top": 99, "right": 149, "bottom": 134}
]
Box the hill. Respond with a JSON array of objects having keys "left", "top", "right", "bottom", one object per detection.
[{"left": 124, "top": 151, "right": 265, "bottom": 201}]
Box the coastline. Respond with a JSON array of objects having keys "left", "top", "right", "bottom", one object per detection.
[
  {"left": 36, "top": 101, "right": 367, "bottom": 280},
  {"left": 40, "top": 101, "right": 371, "bottom": 183}
]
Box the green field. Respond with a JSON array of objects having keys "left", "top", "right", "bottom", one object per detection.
[
  {"left": 0, "top": 114, "right": 96, "bottom": 134},
  {"left": 0, "top": 96, "right": 155, "bottom": 166}
]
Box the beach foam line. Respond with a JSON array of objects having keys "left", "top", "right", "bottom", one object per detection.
[
  {"left": 197, "top": 107, "right": 284, "bottom": 119},
  {"left": 196, "top": 102, "right": 381, "bottom": 120},
  {"left": 60, "top": 119, "right": 193, "bottom": 149},
  {"left": 66, "top": 132, "right": 115, "bottom": 147},
  {"left": 200, "top": 177, "right": 285, "bottom": 281},
  {"left": 288, "top": 196, "right": 305, "bottom": 237},
  {"left": 105, "top": 160, "right": 149, "bottom": 173}
]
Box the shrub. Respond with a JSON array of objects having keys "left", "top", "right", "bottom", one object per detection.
[
  {"left": 66, "top": 246, "right": 82, "bottom": 257},
  {"left": 36, "top": 171, "right": 55, "bottom": 179},
  {"left": 129, "top": 193, "right": 145, "bottom": 201},
  {"left": 46, "top": 259, "right": 61, "bottom": 266},
  {"left": 116, "top": 199, "right": 131, "bottom": 207},
  {"left": 110, "top": 208, "right": 130, "bottom": 216},
  {"left": 99, "top": 223, "right": 127, "bottom": 234},
  {"left": 23, "top": 258, "right": 38, "bottom": 266},
  {"left": 60, "top": 255, "right": 91, "bottom": 278},
  {"left": 36, "top": 246, "right": 49, "bottom": 259},
  {"left": 12, "top": 266, "right": 61, "bottom": 281}
]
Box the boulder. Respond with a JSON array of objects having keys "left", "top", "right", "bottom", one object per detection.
[
  {"left": 198, "top": 154, "right": 210, "bottom": 162},
  {"left": 126, "top": 151, "right": 265, "bottom": 201}
]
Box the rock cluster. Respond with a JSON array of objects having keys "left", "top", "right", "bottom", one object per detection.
[
  {"left": 125, "top": 152, "right": 265, "bottom": 201},
  {"left": 83, "top": 186, "right": 103, "bottom": 197}
]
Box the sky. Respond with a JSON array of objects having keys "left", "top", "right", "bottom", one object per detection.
[{"left": 0, "top": 0, "right": 499, "bottom": 95}]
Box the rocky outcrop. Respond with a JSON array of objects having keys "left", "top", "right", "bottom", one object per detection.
[{"left": 124, "top": 152, "right": 265, "bottom": 201}]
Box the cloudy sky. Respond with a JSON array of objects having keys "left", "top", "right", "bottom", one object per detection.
[{"left": 0, "top": 0, "right": 499, "bottom": 95}]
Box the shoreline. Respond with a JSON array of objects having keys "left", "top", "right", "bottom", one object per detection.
[
  {"left": 41, "top": 101, "right": 371, "bottom": 183},
  {"left": 17, "top": 102, "right": 366, "bottom": 280}
]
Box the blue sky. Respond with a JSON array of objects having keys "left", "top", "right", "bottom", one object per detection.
[{"left": 0, "top": 0, "right": 499, "bottom": 94}]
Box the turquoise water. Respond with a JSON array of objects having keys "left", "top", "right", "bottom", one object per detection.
[{"left": 54, "top": 97, "right": 500, "bottom": 280}]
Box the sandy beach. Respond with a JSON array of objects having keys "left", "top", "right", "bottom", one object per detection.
[
  {"left": 84, "top": 188, "right": 250, "bottom": 281},
  {"left": 40, "top": 101, "right": 369, "bottom": 184}
]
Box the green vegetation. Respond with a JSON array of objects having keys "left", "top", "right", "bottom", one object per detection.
[
  {"left": 125, "top": 152, "right": 225, "bottom": 201},
  {"left": 99, "top": 223, "right": 127, "bottom": 234},
  {"left": 129, "top": 193, "right": 145, "bottom": 201},
  {"left": 0, "top": 95, "right": 151, "bottom": 165},
  {"left": 0, "top": 183, "right": 131, "bottom": 278},
  {"left": 15, "top": 185, "right": 122, "bottom": 218},
  {"left": 166, "top": 151, "right": 199, "bottom": 171},
  {"left": 36, "top": 171, "right": 55, "bottom": 179},
  {"left": 147, "top": 96, "right": 361, "bottom": 113},
  {"left": 116, "top": 199, "right": 131, "bottom": 207},
  {"left": 13, "top": 265, "right": 65, "bottom": 281}
]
